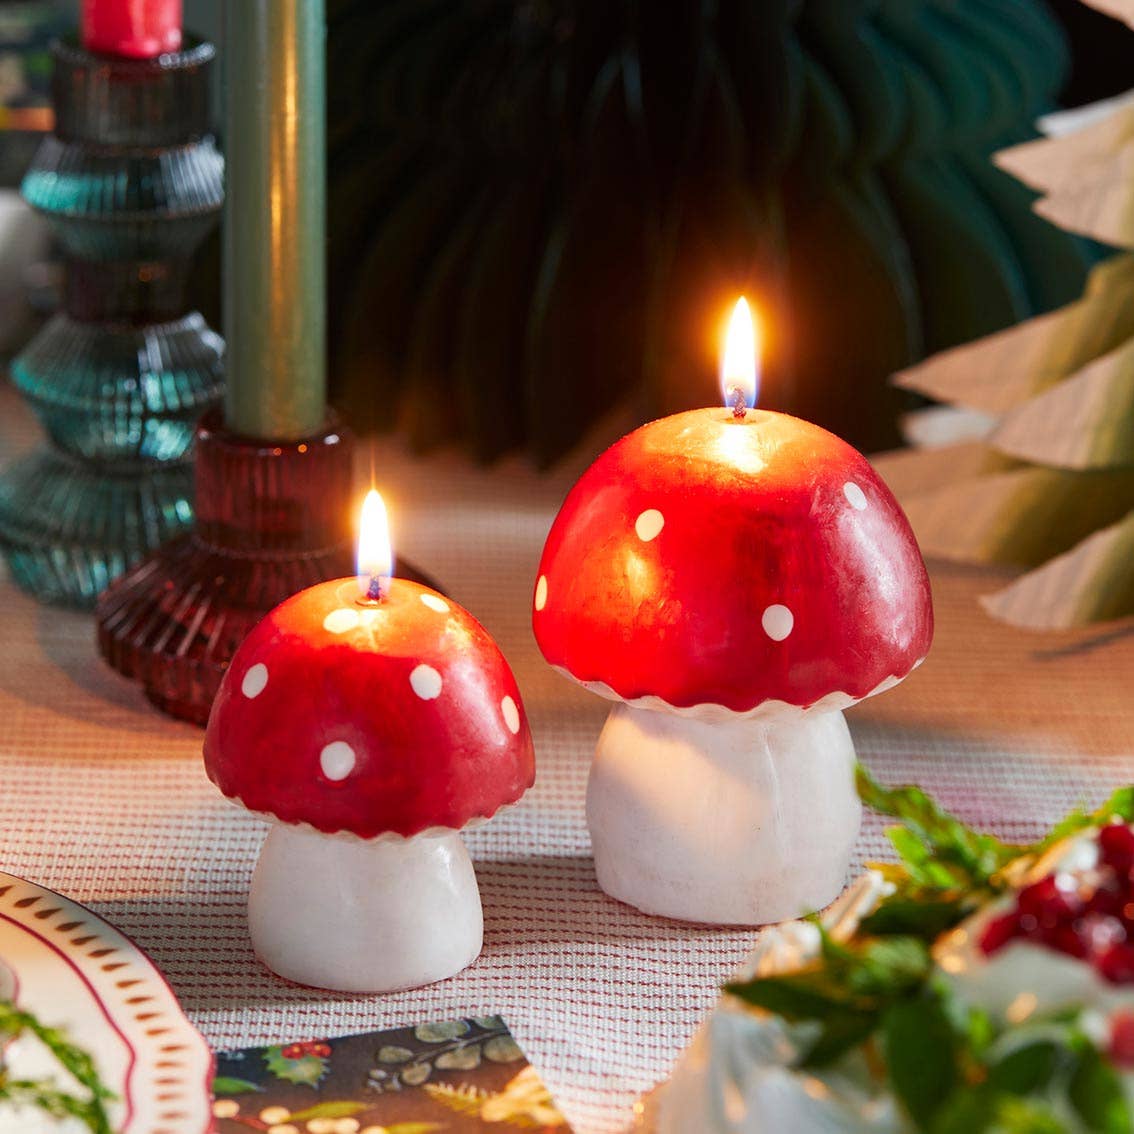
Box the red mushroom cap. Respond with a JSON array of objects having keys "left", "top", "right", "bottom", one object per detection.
[
  {"left": 204, "top": 578, "right": 535, "bottom": 839},
  {"left": 533, "top": 409, "right": 933, "bottom": 714}
]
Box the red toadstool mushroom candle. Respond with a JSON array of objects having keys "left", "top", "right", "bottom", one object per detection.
[
  {"left": 533, "top": 299, "right": 933, "bottom": 925},
  {"left": 204, "top": 491, "right": 535, "bottom": 992}
]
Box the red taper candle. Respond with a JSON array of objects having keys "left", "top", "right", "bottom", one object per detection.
[{"left": 82, "top": 0, "right": 183, "bottom": 59}]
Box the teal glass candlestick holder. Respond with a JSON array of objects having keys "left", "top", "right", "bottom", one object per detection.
[{"left": 0, "top": 38, "right": 224, "bottom": 607}]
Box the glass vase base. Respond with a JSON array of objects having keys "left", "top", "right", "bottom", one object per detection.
[
  {"left": 96, "top": 411, "right": 439, "bottom": 726},
  {"left": 97, "top": 537, "right": 439, "bottom": 726},
  {"left": 0, "top": 447, "right": 192, "bottom": 608},
  {"left": 97, "top": 535, "right": 350, "bottom": 724}
]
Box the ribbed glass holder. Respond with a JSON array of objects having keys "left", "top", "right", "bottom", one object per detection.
[
  {"left": 96, "top": 412, "right": 438, "bottom": 726},
  {"left": 0, "top": 450, "right": 192, "bottom": 607},
  {"left": 0, "top": 37, "right": 223, "bottom": 608}
]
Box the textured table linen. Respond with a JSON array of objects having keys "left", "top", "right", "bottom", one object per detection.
[{"left": 0, "top": 386, "right": 1131, "bottom": 1133}]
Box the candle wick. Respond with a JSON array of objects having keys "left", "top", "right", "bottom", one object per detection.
[
  {"left": 728, "top": 386, "right": 748, "bottom": 420},
  {"left": 356, "top": 574, "right": 387, "bottom": 606}
]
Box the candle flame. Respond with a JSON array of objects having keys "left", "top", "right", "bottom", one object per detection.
[
  {"left": 357, "top": 489, "right": 393, "bottom": 599},
  {"left": 720, "top": 297, "right": 760, "bottom": 413}
]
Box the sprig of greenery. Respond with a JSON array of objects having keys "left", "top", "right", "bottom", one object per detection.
[
  {"left": 730, "top": 941, "right": 1133, "bottom": 1131},
  {"left": 1039, "top": 787, "right": 1134, "bottom": 854},
  {"left": 724, "top": 771, "right": 1134, "bottom": 1133},
  {"left": 855, "top": 768, "right": 1134, "bottom": 942},
  {"left": 0, "top": 1000, "right": 114, "bottom": 1134},
  {"left": 728, "top": 928, "right": 933, "bottom": 1068},
  {"left": 855, "top": 764, "right": 1026, "bottom": 889}
]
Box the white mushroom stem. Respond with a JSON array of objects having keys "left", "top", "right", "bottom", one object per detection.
[
  {"left": 587, "top": 702, "right": 861, "bottom": 925},
  {"left": 248, "top": 823, "right": 483, "bottom": 992}
]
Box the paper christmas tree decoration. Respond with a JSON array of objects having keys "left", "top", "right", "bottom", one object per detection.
[{"left": 892, "top": 0, "right": 1134, "bottom": 630}]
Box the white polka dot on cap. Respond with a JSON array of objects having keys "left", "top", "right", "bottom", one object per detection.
[
  {"left": 320, "top": 740, "right": 356, "bottom": 781},
  {"left": 534, "top": 575, "right": 548, "bottom": 611},
  {"left": 843, "top": 481, "right": 868, "bottom": 511},
  {"left": 762, "top": 604, "right": 794, "bottom": 642},
  {"left": 323, "top": 608, "right": 361, "bottom": 634},
  {"left": 241, "top": 663, "right": 269, "bottom": 699},
  {"left": 501, "top": 695, "right": 521, "bottom": 735},
  {"left": 635, "top": 509, "right": 665, "bottom": 542},
  {"left": 410, "top": 664, "right": 443, "bottom": 700}
]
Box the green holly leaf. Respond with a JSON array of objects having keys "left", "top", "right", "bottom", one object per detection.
[
  {"left": 731, "top": 918, "right": 935, "bottom": 1074},
  {"left": 941, "top": 1094, "right": 1067, "bottom": 1134},
  {"left": 263, "top": 1046, "right": 328, "bottom": 1086},
  {"left": 211, "top": 1076, "right": 262, "bottom": 1096},
  {"left": 726, "top": 968, "right": 874, "bottom": 1020},
  {"left": 1068, "top": 1044, "right": 1131, "bottom": 1133},
  {"left": 882, "top": 993, "right": 958, "bottom": 1128},
  {"left": 436, "top": 1044, "right": 481, "bottom": 1070},
  {"left": 801, "top": 1010, "right": 878, "bottom": 1069},
  {"left": 385, "top": 1124, "right": 446, "bottom": 1134},
  {"left": 472, "top": 1015, "right": 504, "bottom": 1030},
  {"left": 931, "top": 1085, "right": 999, "bottom": 1134},
  {"left": 287, "top": 1101, "right": 370, "bottom": 1122},
  {"left": 989, "top": 1097, "right": 1068, "bottom": 1134},
  {"left": 960, "top": 1004, "right": 995, "bottom": 1061},
  {"left": 986, "top": 1040, "right": 1060, "bottom": 1096},
  {"left": 859, "top": 894, "right": 971, "bottom": 940},
  {"left": 483, "top": 1035, "right": 523, "bottom": 1063},
  {"left": 828, "top": 935, "right": 931, "bottom": 998},
  {"left": 415, "top": 1020, "right": 469, "bottom": 1042},
  {"left": 888, "top": 827, "right": 963, "bottom": 890}
]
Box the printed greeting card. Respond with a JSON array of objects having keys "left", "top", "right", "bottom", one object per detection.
[{"left": 212, "top": 1015, "right": 572, "bottom": 1132}]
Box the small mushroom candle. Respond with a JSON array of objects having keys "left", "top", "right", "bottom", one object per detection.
[
  {"left": 533, "top": 299, "right": 933, "bottom": 926},
  {"left": 204, "top": 491, "right": 535, "bottom": 992}
]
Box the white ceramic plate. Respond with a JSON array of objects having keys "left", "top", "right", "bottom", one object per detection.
[{"left": 0, "top": 870, "right": 213, "bottom": 1134}]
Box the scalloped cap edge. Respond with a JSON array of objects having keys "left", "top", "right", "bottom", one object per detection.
[{"left": 554, "top": 658, "right": 927, "bottom": 723}]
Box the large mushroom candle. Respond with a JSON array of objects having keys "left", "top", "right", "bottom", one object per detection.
[
  {"left": 533, "top": 300, "right": 933, "bottom": 926},
  {"left": 204, "top": 492, "right": 535, "bottom": 992}
]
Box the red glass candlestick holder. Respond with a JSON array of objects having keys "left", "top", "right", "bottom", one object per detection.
[{"left": 96, "top": 412, "right": 438, "bottom": 725}]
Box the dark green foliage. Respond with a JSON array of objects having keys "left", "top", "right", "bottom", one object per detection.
[{"left": 326, "top": 0, "right": 1092, "bottom": 463}]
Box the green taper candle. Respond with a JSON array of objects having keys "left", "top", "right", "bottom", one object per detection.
[{"left": 223, "top": 0, "right": 326, "bottom": 440}]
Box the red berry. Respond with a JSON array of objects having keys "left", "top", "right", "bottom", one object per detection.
[
  {"left": 1018, "top": 876, "right": 1079, "bottom": 925},
  {"left": 1111, "top": 1012, "right": 1134, "bottom": 1067},
  {"left": 1100, "top": 824, "right": 1134, "bottom": 873},
  {"left": 282, "top": 1043, "right": 303, "bottom": 1059},
  {"left": 293, "top": 1040, "right": 329, "bottom": 1057},
  {"left": 1077, "top": 913, "right": 1125, "bottom": 957},
  {"left": 1097, "top": 943, "right": 1134, "bottom": 984},
  {"left": 1039, "top": 922, "right": 1089, "bottom": 959},
  {"left": 980, "top": 912, "right": 1019, "bottom": 955},
  {"left": 1088, "top": 882, "right": 1125, "bottom": 919},
  {"left": 981, "top": 828, "right": 1134, "bottom": 974}
]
